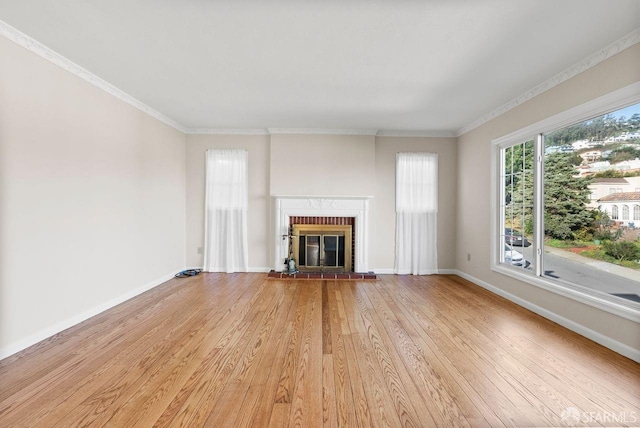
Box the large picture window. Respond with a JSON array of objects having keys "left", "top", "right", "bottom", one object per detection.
[{"left": 493, "top": 84, "right": 640, "bottom": 320}]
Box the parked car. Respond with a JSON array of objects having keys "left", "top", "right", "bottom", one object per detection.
[
  {"left": 504, "top": 244, "right": 524, "bottom": 266},
  {"left": 504, "top": 228, "right": 531, "bottom": 246}
]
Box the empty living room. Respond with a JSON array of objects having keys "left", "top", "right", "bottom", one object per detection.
[{"left": 1, "top": 1, "right": 639, "bottom": 427}]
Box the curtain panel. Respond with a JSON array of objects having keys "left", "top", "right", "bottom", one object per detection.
[
  {"left": 203, "top": 149, "right": 249, "bottom": 273},
  {"left": 394, "top": 152, "right": 438, "bottom": 275}
]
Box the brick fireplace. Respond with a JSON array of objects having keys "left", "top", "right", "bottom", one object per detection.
[{"left": 273, "top": 196, "right": 371, "bottom": 273}]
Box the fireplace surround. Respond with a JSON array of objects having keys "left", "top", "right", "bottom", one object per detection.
[{"left": 273, "top": 196, "right": 371, "bottom": 272}]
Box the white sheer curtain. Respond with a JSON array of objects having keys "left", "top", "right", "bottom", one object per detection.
[
  {"left": 203, "top": 149, "right": 249, "bottom": 273},
  {"left": 394, "top": 152, "right": 438, "bottom": 275}
]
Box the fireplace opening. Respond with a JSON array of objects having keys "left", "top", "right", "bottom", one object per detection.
[
  {"left": 289, "top": 216, "right": 355, "bottom": 272},
  {"left": 293, "top": 225, "right": 352, "bottom": 272}
]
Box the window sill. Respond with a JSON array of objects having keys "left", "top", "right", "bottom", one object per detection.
[{"left": 492, "top": 263, "right": 640, "bottom": 323}]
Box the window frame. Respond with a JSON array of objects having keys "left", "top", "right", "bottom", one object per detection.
[
  {"left": 491, "top": 82, "right": 640, "bottom": 323},
  {"left": 612, "top": 205, "right": 620, "bottom": 220}
]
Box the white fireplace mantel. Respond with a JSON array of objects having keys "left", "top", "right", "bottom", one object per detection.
[{"left": 273, "top": 196, "right": 372, "bottom": 273}]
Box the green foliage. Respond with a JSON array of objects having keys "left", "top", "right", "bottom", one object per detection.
[
  {"left": 581, "top": 247, "right": 640, "bottom": 270},
  {"left": 509, "top": 152, "right": 594, "bottom": 241},
  {"left": 542, "top": 153, "right": 594, "bottom": 240},
  {"left": 574, "top": 227, "right": 593, "bottom": 242},
  {"left": 545, "top": 109, "right": 640, "bottom": 148},
  {"left": 503, "top": 140, "right": 534, "bottom": 206},
  {"left": 602, "top": 241, "right": 640, "bottom": 261},
  {"left": 546, "top": 123, "right": 587, "bottom": 146},
  {"left": 592, "top": 169, "right": 626, "bottom": 178},
  {"left": 592, "top": 210, "right": 622, "bottom": 242},
  {"left": 592, "top": 169, "right": 640, "bottom": 178},
  {"left": 607, "top": 146, "right": 640, "bottom": 163},
  {"left": 545, "top": 238, "right": 589, "bottom": 248}
]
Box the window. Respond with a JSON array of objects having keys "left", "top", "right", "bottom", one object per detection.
[
  {"left": 493, "top": 85, "right": 640, "bottom": 320},
  {"left": 395, "top": 152, "right": 438, "bottom": 275},
  {"left": 203, "top": 149, "right": 249, "bottom": 273}
]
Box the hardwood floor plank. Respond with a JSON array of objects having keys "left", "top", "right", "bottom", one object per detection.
[
  {"left": 274, "top": 283, "right": 310, "bottom": 404},
  {"left": 239, "top": 282, "right": 304, "bottom": 427},
  {"left": 434, "top": 276, "right": 640, "bottom": 417},
  {"left": 322, "top": 354, "right": 338, "bottom": 428},
  {"left": 287, "top": 283, "right": 323, "bottom": 427},
  {"left": 322, "top": 281, "right": 333, "bottom": 355},
  {"left": 0, "top": 279, "right": 216, "bottom": 426},
  {"left": 203, "top": 281, "right": 299, "bottom": 427},
  {"left": 374, "top": 276, "right": 536, "bottom": 427},
  {"left": 106, "top": 275, "right": 263, "bottom": 427},
  {"left": 326, "top": 282, "right": 359, "bottom": 427},
  {"left": 0, "top": 273, "right": 637, "bottom": 428},
  {"left": 350, "top": 282, "right": 432, "bottom": 428},
  {"left": 154, "top": 278, "right": 281, "bottom": 427}
]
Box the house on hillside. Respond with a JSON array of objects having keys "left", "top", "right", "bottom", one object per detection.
[
  {"left": 597, "top": 192, "right": 640, "bottom": 227},
  {"left": 588, "top": 176, "right": 640, "bottom": 209},
  {"left": 588, "top": 177, "right": 629, "bottom": 209},
  {"left": 579, "top": 149, "right": 602, "bottom": 162}
]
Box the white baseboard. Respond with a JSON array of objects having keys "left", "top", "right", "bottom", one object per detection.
[
  {"left": 248, "top": 267, "right": 271, "bottom": 273},
  {"left": 0, "top": 269, "right": 181, "bottom": 360},
  {"left": 372, "top": 268, "right": 457, "bottom": 275},
  {"left": 454, "top": 270, "right": 640, "bottom": 363}
]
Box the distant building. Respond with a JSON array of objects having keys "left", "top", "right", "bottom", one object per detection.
[
  {"left": 579, "top": 150, "right": 602, "bottom": 162},
  {"left": 597, "top": 192, "right": 640, "bottom": 227},
  {"left": 571, "top": 139, "right": 591, "bottom": 150},
  {"left": 588, "top": 177, "right": 629, "bottom": 209},
  {"left": 545, "top": 145, "right": 574, "bottom": 155},
  {"left": 578, "top": 158, "right": 640, "bottom": 176}
]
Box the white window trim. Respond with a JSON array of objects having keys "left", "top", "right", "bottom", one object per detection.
[{"left": 491, "top": 82, "right": 640, "bottom": 323}]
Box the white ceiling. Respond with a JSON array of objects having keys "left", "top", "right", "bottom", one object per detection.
[{"left": 0, "top": 0, "right": 639, "bottom": 134}]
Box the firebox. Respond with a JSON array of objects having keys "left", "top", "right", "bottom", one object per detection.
[{"left": 292, "top": 224, "right": 352, "bottom": 272}]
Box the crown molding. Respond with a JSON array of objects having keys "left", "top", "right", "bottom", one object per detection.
[
  {"left": 186, "top": 128, "right": 270, "bottom": 135},
  {"left": 188, "top": 128, "right": 456, "bottom": 137},
  {"left": 0, "top": 19, "right": 189, "bottom": 133},
  {"left": 376, "top": 129, "right": 455, "bottom": 138},
  {"left": 267, "top": 128, "right": 379, "bottom": 136},
  {"left": 456, "top": 28, "right": 640, "bottom": 137}
]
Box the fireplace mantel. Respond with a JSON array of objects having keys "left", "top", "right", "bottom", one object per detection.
[{"left": 273, "top": 196, "right": 372, "bottom": 272}]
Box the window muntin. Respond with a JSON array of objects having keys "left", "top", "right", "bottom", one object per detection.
[{"left": 499, "top": 140, "right": 535, "bottom": 272}]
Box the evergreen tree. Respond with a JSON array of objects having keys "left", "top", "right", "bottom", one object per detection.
[
  {"left": 543, "top": 153, "right": 594, "bottom": 239},
  {"left": 510, "top": 152, "right": 593, "bottom": 240}
]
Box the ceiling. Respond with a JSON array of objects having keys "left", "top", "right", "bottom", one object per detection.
[{"left": 0, "top": 0, "right": 639, "bottom": 135}]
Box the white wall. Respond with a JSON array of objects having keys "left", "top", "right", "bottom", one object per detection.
[
  {"left": 0, "top": 36, "right": 187, "bottom": 357},
  {"left": 185, "top": 134, "right": 271, "bottom": 270},
  {"left": 456, "top": 43, "right": 640, "bottom": 357},
  {"left": 270, "top": 134, "right": 376, "bottom": 197}
]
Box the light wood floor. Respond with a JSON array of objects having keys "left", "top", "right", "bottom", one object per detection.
[{"left": 1, "top": 274, "right": 639, "bottom": 427}]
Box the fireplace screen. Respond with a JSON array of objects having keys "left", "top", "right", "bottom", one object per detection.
[{"left": 293, "top": 225, "right": 352, "bottom": 271}]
